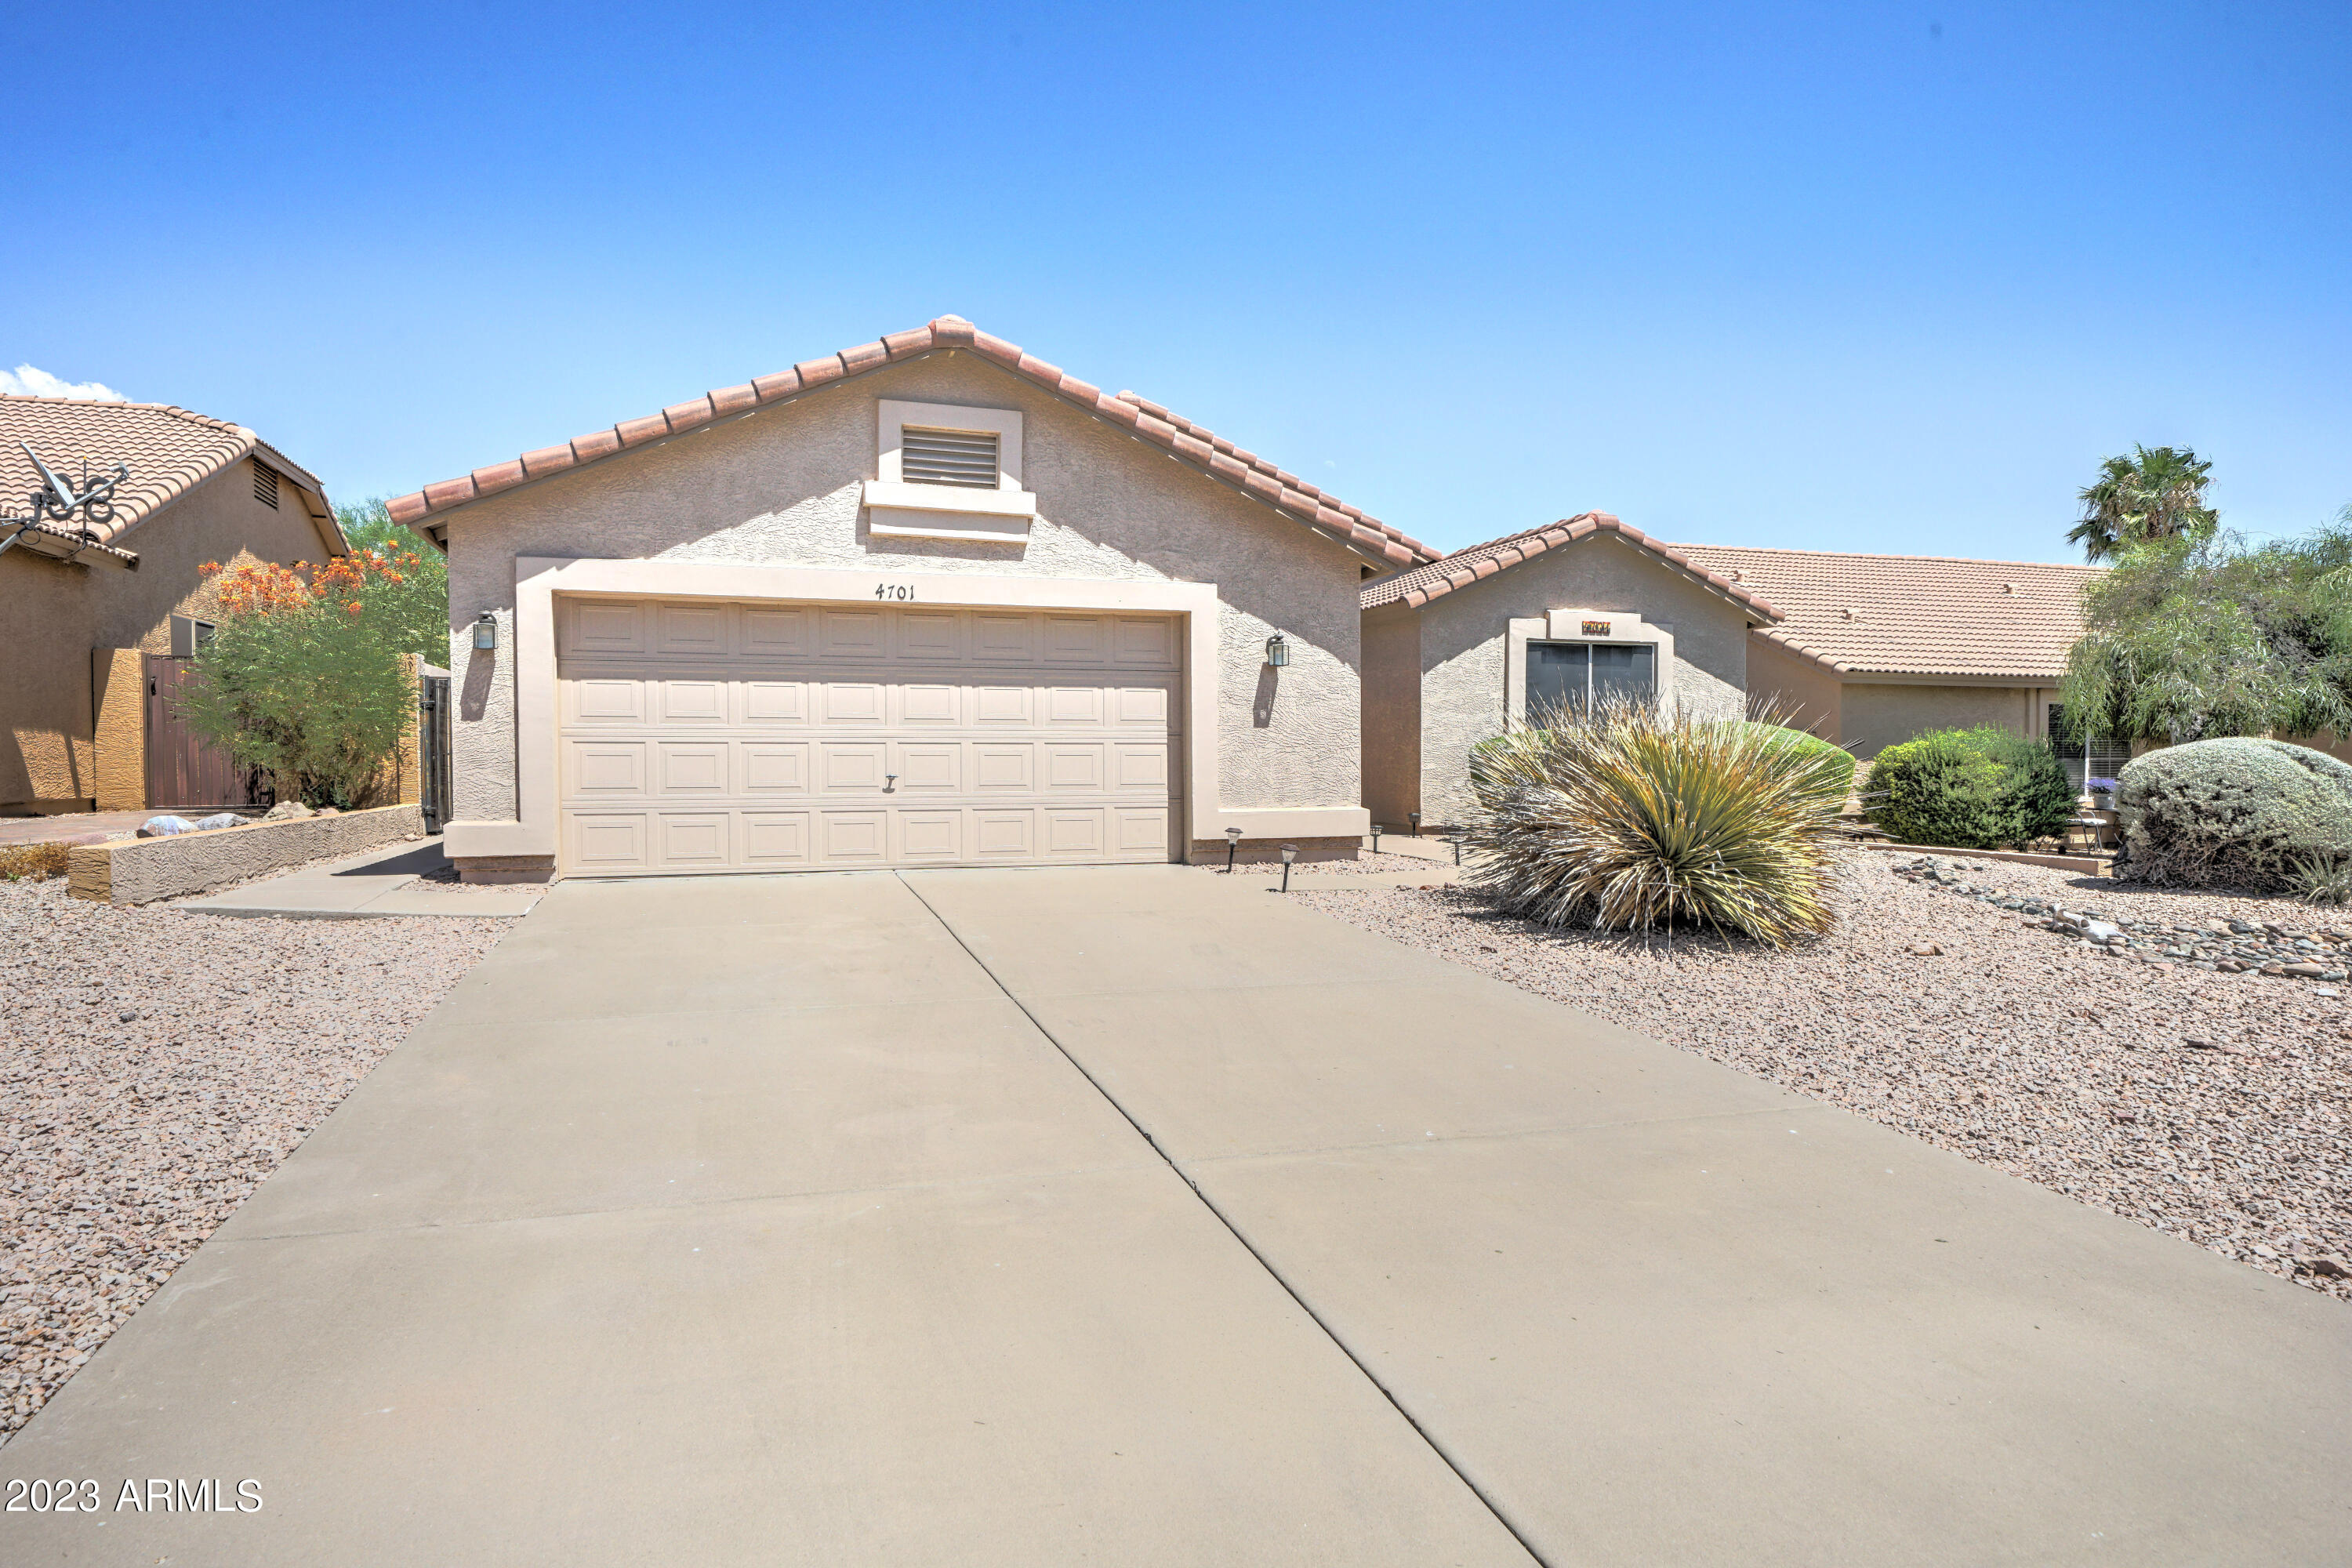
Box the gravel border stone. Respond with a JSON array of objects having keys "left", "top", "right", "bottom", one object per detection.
[
  {"left": 1299, "top": 849, "right": 2352, "bottom": 1302},
  {"left": 0, "top": 876, "right": 509, "bottom": 1442}
]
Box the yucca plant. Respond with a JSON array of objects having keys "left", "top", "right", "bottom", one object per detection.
[
  {"left": 2290, "top": 852, "right": 2352, "bottom": 906},
  {"left": 1463, "top": 702, "right": 1853, "bottom": 949}
]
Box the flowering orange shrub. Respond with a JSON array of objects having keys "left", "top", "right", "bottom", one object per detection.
[
  {"left": 201, "top": 546, "right": 427, "bottom": 617},
  {"left": 181, "top": 510, "right": 447, "bottom": 808}
]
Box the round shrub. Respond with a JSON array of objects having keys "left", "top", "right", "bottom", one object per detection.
[
  {"left": 1864, "top": 731, "right": 2005, "bottom": 847},
  {"left": 1717, "top": 721, "right": 1857, "bottom": 801},
  {"left": 1465, "top": 702, "right": 1850, "bottom": 948},
  {"left": 1864, "top": 727, "right": 2074, "bottom": 848},
  {"left": 2114, "top": 738, "right": 2352, "bottom": 891}
]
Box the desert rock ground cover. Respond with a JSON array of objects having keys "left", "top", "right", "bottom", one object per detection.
[
  {"left": 0, "top": 877, "right": 507, "bottom": 1441},
  {"left": 1301, "top": 848, "right": 2352, "bottom": 1301}
]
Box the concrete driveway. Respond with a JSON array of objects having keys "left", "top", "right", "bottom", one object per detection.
[{"left": 5, "top": 868, "right": 2345, "bottom": 1564}]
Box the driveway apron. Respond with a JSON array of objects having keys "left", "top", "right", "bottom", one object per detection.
[
  {"left": 903, "top": 866, "right": 2352, "bottom": 1566},
  {"left": 0, "top": 871, "right": 1530, "bottom": 1567}
]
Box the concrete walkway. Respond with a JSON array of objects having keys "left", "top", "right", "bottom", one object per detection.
[
  {"left": 5, "top": 868, "right": 2344, "bottom": 1564},
  {"left": 176, "top": 839, "right": 543, "bottom": 918}
]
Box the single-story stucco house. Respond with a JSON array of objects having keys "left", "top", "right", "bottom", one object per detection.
[
  {"left": 2, "top": 395, "right": 347, "bottom": 815},
  {"left": 385, "top": 315, "right": 1443, "bottom": 883},
  {"left": 1359, "top": 514, "right": 1785, "bottom": 829},
  {"left": 1361, "top": 526, "right": 2114, "bottom": 829},
  {"left": 1670, "top": 544, "right": 2112, "bottom": 774}
]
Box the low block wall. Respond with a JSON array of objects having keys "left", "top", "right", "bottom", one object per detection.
[
  {"left": 67, "top": 804, "right": 426, "bottom": 906},
  {"left": 1863, "top": 841, "right": 2111, "bottom": 876}
]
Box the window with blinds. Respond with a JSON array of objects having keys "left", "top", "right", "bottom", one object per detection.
[
  {"left": 252, "top": 459, "right": 281, "bottom": 509},
  {"left": 1527, "top": 641, "right": 1657, "bottom": 718},
  {"left": 2048, "top": 705, "right": 2132, "bottom": 789},
  {"left": 899, "top": 426, "right": 1000, "bottom": 488}
]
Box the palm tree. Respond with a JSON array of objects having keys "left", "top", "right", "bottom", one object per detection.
[{"left": 2067, "top": 445, "right": 2218, "bottom": 562}]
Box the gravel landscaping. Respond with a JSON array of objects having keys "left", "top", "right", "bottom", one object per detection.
[
  {"left": 1196, "top": 848, "right": 1459, "bottom": 877},
  {"left": 0, "top": 876, "right": 509, "bottom": 1442},
  {"left": 1300, "top": 848, "right": 2352, "bottom": 1301}
]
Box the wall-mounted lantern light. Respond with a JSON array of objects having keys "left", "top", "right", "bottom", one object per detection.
[
  {"left": 1279, "top": 841, "right": 1298, "bottom": 894},
  {"left": 1224, "top": 825, "right": 1243, "bottom": 873},
  {"left": 1264, "top": 633, "right": 1290, "bottom": 668},
  {"left": 473, "top": 612, "right": 499, "bottom": 652}
]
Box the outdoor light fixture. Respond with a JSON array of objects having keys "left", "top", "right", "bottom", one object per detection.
[
  {"left": 1225, "top": 826, "right": 1243, "bottom": 872},
  {"left": 1454, "top": 837, "right": 1463, "bottom": 866},
  {"left": 1264, "top": 633, "right": 1290, "bottom": 667},
  {"left": 1408, "top": 811, "right": 1421, "bottom": 836},
  {"left": 1279, "top": 841, "right": 1298, "bottom": 894},
  {"left": 1371, "top": 824, "right": 1383, "bottom": 853},
  {"left": 473, "top": 613, "right": 498, "bottom": 652}
]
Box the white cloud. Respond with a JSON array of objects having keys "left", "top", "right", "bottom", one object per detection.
[{"left": 1, "top": 364, "right": 127, "bottom": 401}]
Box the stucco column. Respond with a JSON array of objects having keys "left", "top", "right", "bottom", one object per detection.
[{"left": 91, "top": 648, "right": 145, "bottom": 811}]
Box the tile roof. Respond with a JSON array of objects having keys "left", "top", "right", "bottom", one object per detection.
[
  {"left": 1671, "top": 543, "right": 2100, "bottom": 680},
  {"left": 384, "top": 316, "right": 1440, "bottom": 568},
  {"left": 0, "top": 394, "right": 341, "bottom": 554},
  {"left": 1359, "top": 513, "right": 1783, "bottom": 620}
]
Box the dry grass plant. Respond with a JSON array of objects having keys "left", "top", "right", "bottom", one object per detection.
[
  {"left": 0, "top": 844, "right": 70, "bottom": 881},
  {"left": 1464, "top": 699, "right": 1852, "bottom": 949}
]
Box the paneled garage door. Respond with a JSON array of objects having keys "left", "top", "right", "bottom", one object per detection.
[{"left": 555, "top": 597, "right": 1181, "bottom": 874}]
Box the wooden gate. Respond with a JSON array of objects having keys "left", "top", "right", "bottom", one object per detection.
[{"left": 143, "top": 655, "right": 267, "bottom": 811}]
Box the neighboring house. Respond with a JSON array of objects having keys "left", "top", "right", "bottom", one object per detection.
[
  {"left": 1, "top": 396, "right": 346, "bottom": 815},
  {"left": 1671, "top": 544, "right": 2111, "bottom": 775},
  {"left": 385, "top": 315, "right": 1439, "bottom": 883},
  {"left": 1359, "top": 514, "right": 1783, "bottom": 829}
]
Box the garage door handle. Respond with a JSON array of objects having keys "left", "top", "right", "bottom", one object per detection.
[{"left": 884, "top": 773, "right": 898, "bottom": 793}]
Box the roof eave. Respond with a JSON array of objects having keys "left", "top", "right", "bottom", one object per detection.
[{"left": 387, "top": 320, "right": 1440, "bottom": 572}]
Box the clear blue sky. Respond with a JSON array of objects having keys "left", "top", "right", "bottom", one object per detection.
[{"left": 10, "top": 2, "right": 2347, "bottom": 561}]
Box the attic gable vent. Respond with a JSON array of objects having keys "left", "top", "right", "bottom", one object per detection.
[
  {"left": 900, "top": 426, "right": 1000, "bottom": 488},
  {"left": 252, "top": 459, "right": 281, "bottom": 509}
]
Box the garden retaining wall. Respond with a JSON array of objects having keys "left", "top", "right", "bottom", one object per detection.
[{"left": 67, "top": 804, "right": 426, "bottom": 906}]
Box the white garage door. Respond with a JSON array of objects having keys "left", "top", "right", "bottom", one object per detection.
[{"left": 555, "top": 597, "right": 1181, "bottom": 875}]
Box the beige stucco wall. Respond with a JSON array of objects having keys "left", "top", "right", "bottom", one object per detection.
[
  {"left": 1746, "top": 635, "right": 1844, "bottom": 739},
  {"left": 90, "top": 648, "right": 143, "bottom": 811},
  {"left": 1359, "top": 602, "right": 1421, "bottom": 827},
  {"left": 1409, "top": 535, "right": 1755, "bottom": 827},
  {"left": 1, "top": 459, "right": 336, "bottom": 811},
  {"left": 442, "top": 351, "right": 1370, "bottom": 840},
  {"left": 1838, "top": 683, "right": 2053, "bottom": 760}
]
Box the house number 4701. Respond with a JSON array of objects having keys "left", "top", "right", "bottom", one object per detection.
[{"left": 874, "top": 583, "right": 916, "bottom": 601}]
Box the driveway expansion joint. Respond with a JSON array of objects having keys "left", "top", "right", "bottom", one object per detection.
[{"left": 893, "top": 871, "right": 1558, "bottom": 1568}]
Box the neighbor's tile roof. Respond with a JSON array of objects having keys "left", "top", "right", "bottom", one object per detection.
[
  {"left": 386, "top": 315, "right": 1441, "bottom": 568},
  {"left": 1672, "top": 543, "right": 2100, "bottom": 680},
  {"left": 0, "top": 394, "right": 340, "bottom": 552},
  {"left": 1360, "top": 513, "right": 1783, "bottom": 620}
]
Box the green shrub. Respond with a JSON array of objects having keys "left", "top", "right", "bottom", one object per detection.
[
  {"left": 1863, "top": 731, "right": 2005, "bottom": 847},
  {"left": 1716, "top": 721, "right": 1857, "bottom": 801},
  {"left": 1959, "top": 726, "right": 2077, "bottom": 843},
  {"left": 1463, "top": 700, "right": 1850, "bottom": 949},
  {"left": 2115, "top": 738, "right": 2352, "bottom": 891},
  {"left": 178, "top": 524, "right": 445, "bottom": 809},
  {"left": 1864, "top": 727, "right": 2074, "bottom": 848}
]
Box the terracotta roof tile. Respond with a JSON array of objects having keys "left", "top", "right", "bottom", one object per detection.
[
  {"left": 1362, "top": 514, "right": 1781, "bottom": 622},
  {"left": 1672, "top": 543, "right": 2100, "bottom": 680},
  {"left": 387, "top": 317, "right": 1439, "bottom": 566},
  {"left": 0, "top": 394, "right": 341, "bottom": 552}
]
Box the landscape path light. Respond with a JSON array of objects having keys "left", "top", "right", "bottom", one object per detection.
[
  {"left": 1279, "top": 842, "right": 1298, "bottom": 893},
  {"left": 1225, "top": 826, "right": 1243, "bottom": 872},
  {"left": 1409, "top": 811, "right": 1421, "bottom": 836},
  {"left": 1371, "top": 823, "right": 1383, "bottom": 854}
]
